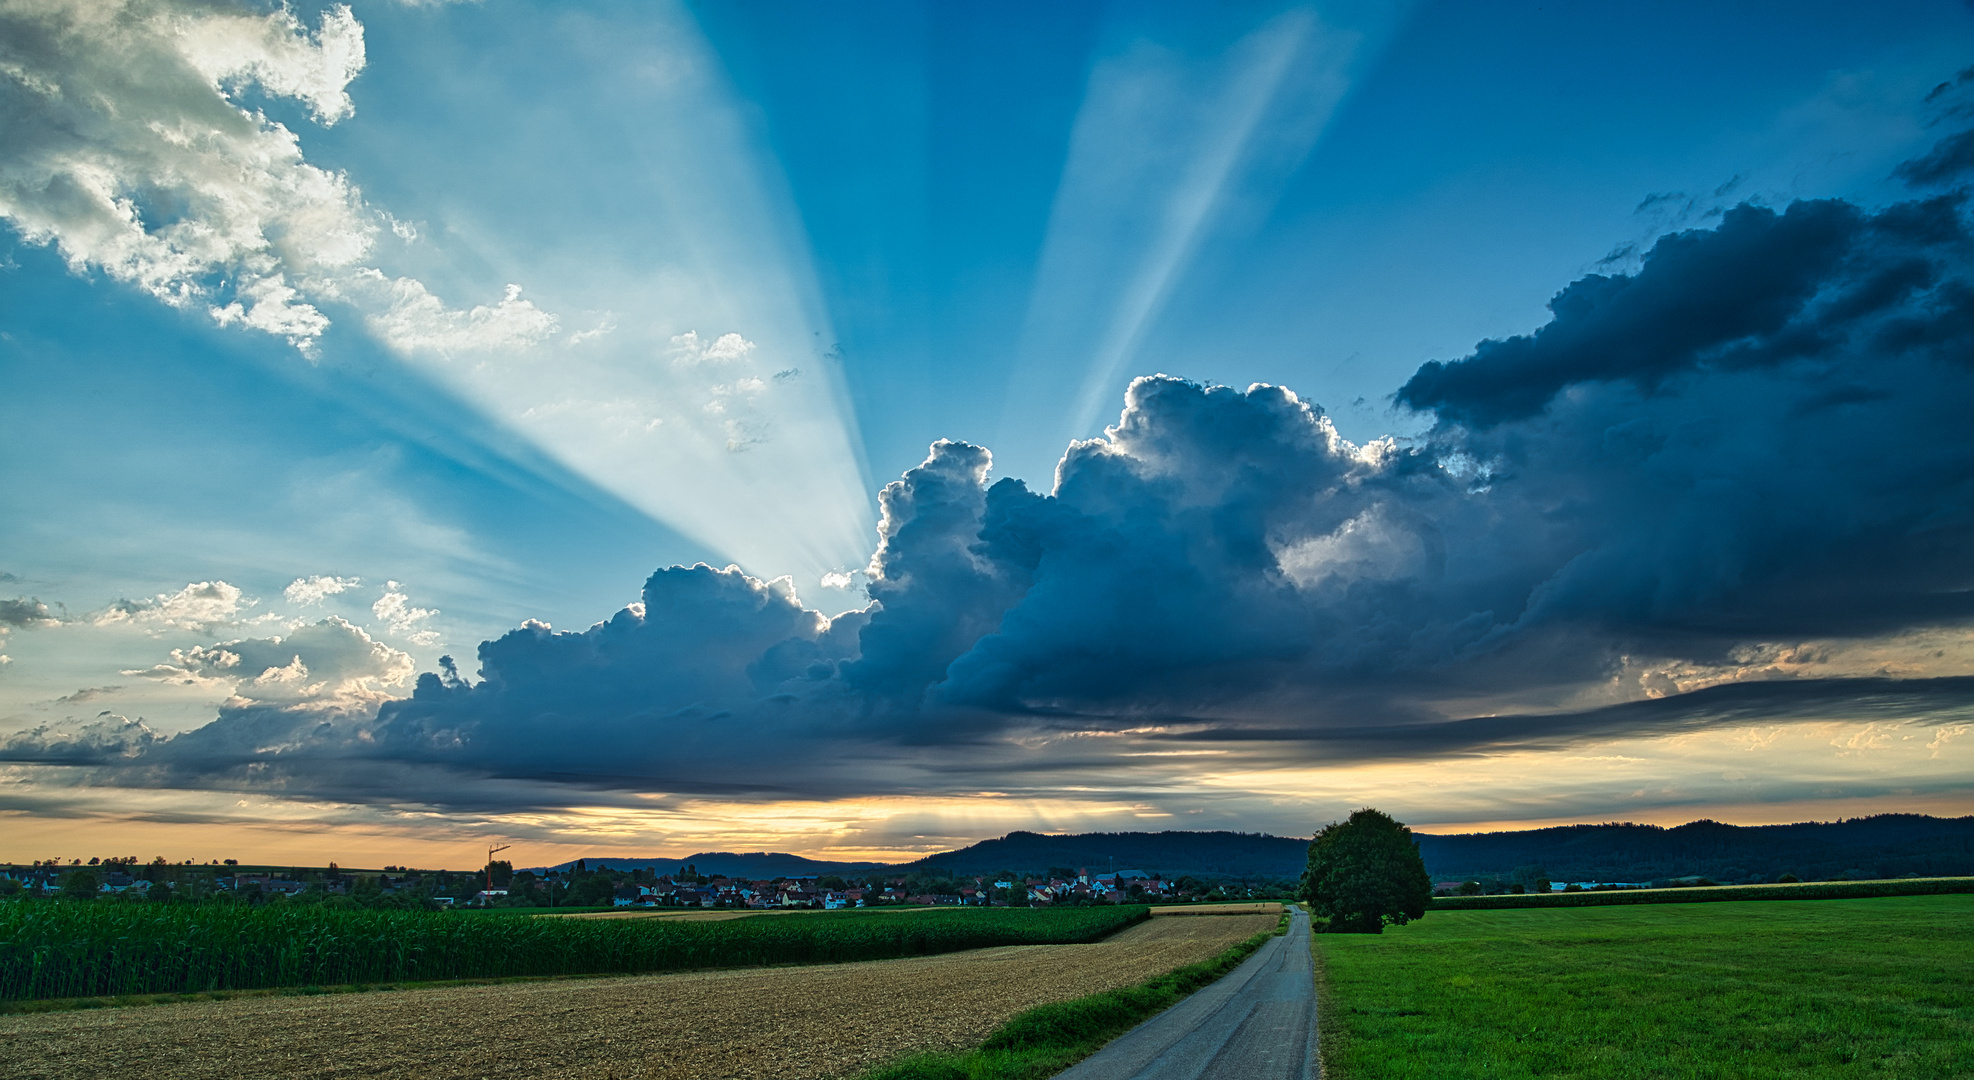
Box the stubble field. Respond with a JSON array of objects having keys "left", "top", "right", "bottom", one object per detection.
[{"left": 0, "top": 911, "right": 1277, "bottom": 1080}]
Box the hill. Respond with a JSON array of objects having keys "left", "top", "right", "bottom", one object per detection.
[
  {"left": 529, "top": 814, "right": 1974, "bottom": 885},
  {"left": 1413, "top": 814, "right": 1974, "bottom": 883},
  {"left": 543, "top": 852, "right": 885, "bottom": 878},
  {"left": 897, "top": 830, "right": 1309, "bottom": 879}
]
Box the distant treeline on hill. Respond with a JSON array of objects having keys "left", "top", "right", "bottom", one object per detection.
[
  {"left": 1414, "top": 814, "right": 1974, "bottom": 884},
  {"left": 899, "top": 831, "right": 1309, "bottom": 879},
  {"left": 525, "top": 814, "right": 1974, "bottom": 885}
]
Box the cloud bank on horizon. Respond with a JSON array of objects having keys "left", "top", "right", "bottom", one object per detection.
[{"left": 9, "top": 101, "right": 1974, "bottom": 824}]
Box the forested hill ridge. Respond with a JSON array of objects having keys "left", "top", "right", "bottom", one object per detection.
[
  {"left": 1414, "top": 814, "right": 1974, "bottom": 884},
  {"left": 898, "top": 831, "right": 1310, "bottom": 879},
  {"left": 545, "top": 852, "right": 886, "bottom": 878},
  {"left": 535, "top": 815, "right": 1974, "bottom": 883}
]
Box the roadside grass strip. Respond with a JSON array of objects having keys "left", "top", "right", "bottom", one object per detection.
[
  {"left": 859, "top": 909, "right": 1291, "bottom": 1080},
  {"left": 1428, "top": 875, "right": 1974, "bottom": 911},
  {"left": 0, "top": 903, "right": 1145, "bottom": 1003},
  {"left": 1314, "top": 894, "right": 1974, "bottom": 1080}
]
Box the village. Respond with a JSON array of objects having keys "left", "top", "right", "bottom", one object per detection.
[
  {"left": 0, "top": 857, "right": 1273, "bottom": 910},
  {"left": 586, "top": 866, "right": 1177, "bottom": 910}
]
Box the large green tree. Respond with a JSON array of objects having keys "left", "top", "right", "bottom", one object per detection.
[{"left": 1301, "top": 808, "right": 1433, "bottom": 933}]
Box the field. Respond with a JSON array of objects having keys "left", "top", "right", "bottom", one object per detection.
[
  {"left": 1315, "top": 894, "right": 1974, "bottom": 1079},
  {"left": 0, "top": 902, "right": 1143, "bottom": 1001},
  {"left": 1427, "top": 876, "right": 1974, "bottom": 911},
  {"left": 0, "top": 911, "right": 1279, "bottom": 1080},
  {"left": 1143, "top": 902, "right": 1285, "bottom": 916}
]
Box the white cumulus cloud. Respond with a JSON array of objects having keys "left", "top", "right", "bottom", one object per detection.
[
  {"left": 357, "top": 277, "right": 558, "bottom": 357},
  {"left": 668, "top": 330, "right": 756, "bottom": 366},
  {"left": 0, "top": 0, "right": 558, "bottom": 357},
  {"left": 125, "top": 615, "right": 414, "bottom": 706},
  {"left": 284, "top": 574, "right": 360, "bottom": 605},
  {"left": 372, "top": 580, "right": 439, "bottom": 646},
  {"left": 95, "top": 580, "right": 249, "bottom": 633}
]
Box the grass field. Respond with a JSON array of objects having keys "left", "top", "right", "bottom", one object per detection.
[
  {"left": 1315, "top": 894, "right": 1974, "bottom": 1079},
  {"left": 0, "top": 901, "right": 1145, "bottom": 1003},
  {"left": 1427, "top": 876, "right": 1974, "bottom": 911}
]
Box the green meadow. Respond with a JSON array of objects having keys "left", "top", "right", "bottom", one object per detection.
[{"left": 1315, "top": 895, "right": 1974, "bottom": 1079}]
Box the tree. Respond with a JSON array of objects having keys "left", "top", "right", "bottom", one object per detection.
[
  {"left": 59, "top": 870, "right": 101, "bottom": 901},
  {"left": 1301, "top": 808, "right": 1432, "bottom": 934}
]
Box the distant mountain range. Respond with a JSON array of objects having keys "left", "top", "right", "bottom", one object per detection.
[{"left": 531, "top": 814, "right": 1974, "bottom": 884}]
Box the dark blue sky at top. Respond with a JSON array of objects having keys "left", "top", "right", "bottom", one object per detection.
[{"left": 690, "top": 0, "right": 1966, "bottom": 478}]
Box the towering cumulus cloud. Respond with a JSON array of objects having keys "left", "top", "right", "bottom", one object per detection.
[{"left": 12, "top": 148, "right": 1974, "bottom": 808}]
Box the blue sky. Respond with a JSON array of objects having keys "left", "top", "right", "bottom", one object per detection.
[{"left": 3, "top": 0, "right": 1973, "bottom": 865}]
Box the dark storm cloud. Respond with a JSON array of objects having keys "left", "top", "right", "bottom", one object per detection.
[
  {"left": 1900, "top": 66, "right": 1974, "bottom": 187},
  {"left": 13, "top": 164, "right": 1974, "bottom": 808},
  {"left": 1138, "top": 677, "right": 1974, "bottom": 759},
  {"left": 1896, "top": 129, "right": 1974, "bottom": 188},
  {"left": 362, "top": 177, "right": 1974, "bottom": 793},
  {"left": 1394, "top": 194, "right": 1974, "bottom": 426}
]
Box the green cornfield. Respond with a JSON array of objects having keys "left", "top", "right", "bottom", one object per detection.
[{"left": 0, "top": 903, "right": 1146, "bottom": 1001}]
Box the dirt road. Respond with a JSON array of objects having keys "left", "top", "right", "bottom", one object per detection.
[
  {"left": 0, "top": 912, "right": 1276, "bottom": 1080},
  {"left": 1056, "top": 907, "right": 1317, "bottom": 1080}
]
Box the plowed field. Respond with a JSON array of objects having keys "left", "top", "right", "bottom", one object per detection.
[{"left": 0, "top": 912, "right": 1276, "bottom": 1080}]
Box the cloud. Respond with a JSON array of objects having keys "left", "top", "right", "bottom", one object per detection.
[
  {"left": 357, "top": 277, "right": 558, "bottom": 358},
  {"left": 94, "top": 580, "right": 249, "bottom": 634},
  {"left": 0, "top": 595, "right": 60, "bottom": 666},
  {"left": 371, "top": 581, "right": 439, "bottom": 645},
  {"left": 0, "top": 0, "right": 556, "bottom": 355},
  {"left": 1396, "top": 198, "right": 1907, "bottom": 426},
  {"left": 124, "top": 616, "right": 413, "bottom": 706},
  {"left": 284, "top": 575, "right": 360, "bottom": 606},
  {"left": 2, "top": 713, "right": 162, "bottom": 765},
  {"left": 668, "top": 330, "right": 757, "bottom": 367},
  {"left": 0, "top": 597, "right": 59, "bottom": 629},
  {"left": 18, "top": 139, "right": 1974, "bottom": 817},
  {"left": 0, "top": 0, "right": 367, "bottom": 349},
  {"left": 1897, "top": 66, "right": 1974, "bottom": 188}
]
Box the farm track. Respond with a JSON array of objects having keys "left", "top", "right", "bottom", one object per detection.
[{"left": 0, "top": 912, "right": 1277, "bottom": 1080}]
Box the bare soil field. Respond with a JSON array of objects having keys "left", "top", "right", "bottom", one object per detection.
[{"left": 0, "top": 912, "right": 1276, "bottom": 1080}]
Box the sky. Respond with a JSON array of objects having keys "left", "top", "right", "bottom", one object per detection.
[{"left": 3, "top": 0, "right": 1974, "bottom": 869}]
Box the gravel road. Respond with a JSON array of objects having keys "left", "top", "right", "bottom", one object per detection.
[
  {"left": 0, "top": 912, "right": 1276, "bottom": 1080},
  {"left": 1054, "top": 907, "right": 1318, "bottom": 1080}
]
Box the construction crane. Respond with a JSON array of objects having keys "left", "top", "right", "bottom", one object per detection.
[{"left": 485, "top": 843, "right": 511, "bottom": 892}]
